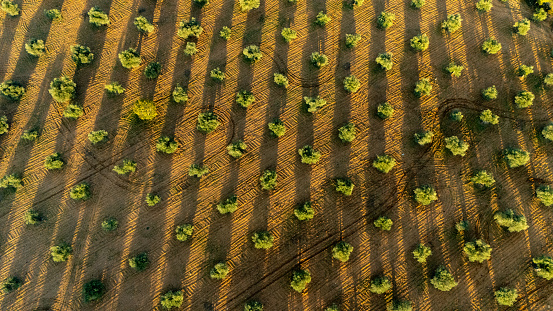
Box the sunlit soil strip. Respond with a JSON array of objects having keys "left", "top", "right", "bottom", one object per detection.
[
  {"left": 0, "top": 1, "right": 88, "bottom": 308},
  {"left": 383, "top": 0, "right": 409, "bottom": 302}
]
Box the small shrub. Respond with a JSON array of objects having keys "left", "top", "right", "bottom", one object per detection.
[
  {"left": 2, "top": 277, "right": 21, "bottom": 293},
  {"left": 430, "top": 266, "right": 458, "bottom": 291},
  {"left": 113, "top": 159, "right": 137, "bottom": 175},
  {"left": 369, "top": 276, "right": 392, "bottom": 294},
  {"left": 105, "top": 82, "right": 125, "bottom": 95},
  {"left": 411, "top": 0, "right": 425, "bottom": 8},
  {"left": 70, "top": 45, "right": 94, "bottom": 65},
  {"left": 414, "top": 131, "right": 434, "bottom": 145},
  {"left": 88, "top": 7, "right": 109, "bottom": 27},
  {"left": 177, "top": 17, "right": 203, "bottom": 39},
  {"left": 44, "top": 153, "right": 64, "bottom": 170},
  {"left": 503, "top": 148, "right": 529, "bottom": 168},
  {"left": 294, "top": 202, "right": 315, "bottom": 221},
  {"left": 101, "top": 217, "right": 118, "bottom": 231},
  {"left": 49, "top": 77, "right": 76, "bottom": 103},
  {"left": 343, "top": 75, "right": 360, "bottom": 93},
  {"left": 219, "top": 26, "right": 231, "bottom": 40},
  {"left": 20, "top": 130, "right": 37, "bottom": 141},
  {"left": 0, "top": 80, "right": 25, "bottom": 100},
  {"left": 227, "top": 141, "right": 248, "bottom": 158},
  {"left": 387, "top": 300, "right": 413, "bottom": 311},
  {"left": 304, "top": 96, "right": 327, "bottom": 113},
  {"left": 118, "top": 48, "right": 141, "bottom": 69},
  {"left": 273, "top": 73, "right": 289, "bottom": 88},
  {"left": 476, "top": 0, "right": 492, "bottom": 12},
  {"left": 183, "top": 42, "right": 198, "bottom": 56},
  {"left": 44, "top": 9, "right": 62, "bottom": 21},
  {"left": 88, "top": 130, "right": 108, "bottom": 145},
  {"left": 1, "top": 0, "right": 20, "bottom": 16},
  {"left": 210, "top": 262, "right": 229, "bottom": 280},
  {"left": 281, "top": 28, "right": 297, "bottom": 43},
  {"left": 134, "top": 16, "right": 154, "bottom": 33},
  {"left": 236, "top": 90, "right": 255, "bottom": 108},
  {"left": 373, "top": 154, "right": 396, "bottom": 173},
  {"left": 156, "top": 136, "right": 178, "bottom": 154},
  {"left": 268, "top": 119, "right": 286, "bottom": 137},
  {"left": 345, "top": 34, "right": 361, "bottom": 48},
  {"left": 0, "top": 174, "right": 22, "bottom": 190},
  {"left": 471, "top": 170, "right": 495, "bottom": 188},
  {"left": 175, "top": 224, "right": 193, "bottom": 241},
  {"left": 239, "top": 0, "right": 260, "bottom": 11},
  {"left": 335, "top": 178, "right": 354, "bottom": 196},
  {"left": 414, "top": 185, "right": 437, "bottom": 205},
  {"left": 533, "top": 8, "right": 548, "bottom": 22},
  {"left": 83, "top": 279, "right": 104, "bottom": 303},
  {"left": 374, "top": 216, "right": 393, "bottom": 231},
  {"left": 514, "top": 91, "right": 535, "bottom": 108},
  {"left": 251, "top": 231, "right": 274, "bottom": 249},
  {"left": 445, "top": 136, "right": 469, "bottom": 156},
  {"left": 464, "top": 239, "right": 492, "bottom": 263},
  {"left": 445, "top": 62, "right": 463, "bottom": 77},
  {"left": 410, "top": 34, "right": 429, "bottom": 51},
  {"left": 413, "top": 244, "right": 431, "bottom": 263},
  {"left": 25, "top": 39, "right": 45, "bottom": 57},
  {"left": 144, "top": 62, "right": 161, "bottom": 79},
  {"left": 70, "top": 183, "right": 90, "bottom": 201},
  {"left": 494, "top": 209, "right": 528, "bottom": 232},
  {"left": 377, "top": 11, "right": 395, "bottom": 29},
  {"left": 160, "top": 290, "right": 184, "bottom": 309},
  {"left": 310, "top": 52, "right": 328, "bottom": 68},
  {"left": 481, "top": 85, "right": 497, "bottom": 100},
  {"left": 332, "top": 241, "right": 353, "bottom": 262},
  {"left": 24, "top": 210, "right": 42, "bottom": 225},
  {"left": 129, "top": 252, "right": 149, "bottom": 271},
  {"left": 513, "top": 18, "right": 530, "bottom": 35},
  {"left": 495, "top": 288, "right": 518, "bottom": 306},
  {"left": 414, "top": 78, "right": 432, "bottom": 97},
  {"left": 133, "top": 99, "right": 157, "bottom": 120},
  {"left": 188, "top": 164, "right": 209, "bottom": 177},
  {"left": 543, "top": 124, "right": 553, "bottom": 141},
  {"left": 537, "top": 185, "right": 553, "bottom": 206},
  {"left": 172, "top": 85, "right": 188, "bottom": 103},
  {"left": 482, "top": 37, "right": 502, "bottom": 54},
  {"left": 244, "top": 301, "right": 264, "bottom": 311},
  {"left": 533, "top": 255, "right": 553, "bottom": 280},
  {"left": 376, "top": 52, "right": 393, "bottom": 70},
  {"left": 480, "top": 109, "right": 499, "bottom": 125},
  {"left": 314, "top": 11, "right": 331, "bottom": 26},
  {"left": 145, "top": 193, "right": 161, "bottom": 206},
  {"left": 217, "top": 195, "right": 238, "bottom": 214},
  {"left": 196, "top": 111, "right": 220, "bottom": 133},
  {"left": 441, "top": 13, "right": 462, "bottom": 33},
  {"left": 377, "top": 102, "right": 394, "bottom": 119},
  {"left": 210, "top": 67, "right": 225, "bottom": 82},
  {"left": 338, "top": 123, "right": 356, "bottom": 143},
  {"left": 290, "top": 269, "right": 311, "bottom": 292},
  {"left": 242, "top": 45, "right": 262, "bottom": 63},
  {"left": 63, "top": 104, "right": 83, "bottom": 119},
  {"left": 51, "top": 243, "right": 73, "bottom": 262},
  {"left": 260, "top": 170, "right": 277, "bottom": 190}
]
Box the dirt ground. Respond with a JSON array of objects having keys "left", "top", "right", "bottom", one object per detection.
[{"left": 1, "top": 0, "right": 553, "bottom": 310}]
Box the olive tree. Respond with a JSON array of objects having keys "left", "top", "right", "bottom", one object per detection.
[
  {"left": 298, "top": 145, "right": 321, "bottom": 165},
  {"left": 239, "top": 0, "right": 260, "bottom": 11},
  {"left": 101, "top": 217, "right": 118, "bottom": 231},
  {"left": 481, "top": 85, "right": 497, "bottom": 100},
  {"left": 332, "top": 241, "right": 353, "bottom": 262},
  {"left": 118, "top": 48, "right": 141, "bottom": 69},
  {"left": 134, "top": 16, "right": 154, "bottom": 33},
  {"left": 228, "top": 141, "right": 247, "bottom": 158},
  {"left": 413, "top": 243, "right": 431, "bottom": 263},
  {"left": 273, "top": 73, "right": 289, "bottom": 88},
  {"left": 24, "top": 209, "right": 43, "bottom": 225},
  {"left": 480, "top": 109, "right": 499, "bottom": 125},
  {"left": 1, "top": 277, "right": 21, "bottom": 293},
  {"left": 49, "top": 77, "right": 76, "bottom": 103},
  {"left": 377, "top": 11, "right": 395, "bottom": 29},
  {"left": 133, "top": 99, "right": 157, "bottom": 120},
  {"left": 533, "top": 255, "right": 553, "bottom": 280},
  {"left": 514, "top": 91, "right": 535, "bottom": 108},
  {"left": 537, "top": 185, "right": 553, "bottom": 206},
  {"left": 495, "top": 287, "right": 518, "bottom": 306},
  {"left": 463, "top": 240, "right": 492, "bottom": 263},
  {"left": 517, "top": 64, "right": 534, "bottom": 79},
  {"left": 176, "top": 224, "right": 193, "bottom": 241},
  {"left": 0, "top": 80, "right": 25, "bottom": 100},
  {"left": 414, "top": 185, "right": 437, "bottom": 205},
  {"left": 414, "top": 131, "right": 434, "bottom": 145},
  {"left": 236, "top": 90, "right": 255, "bottom": 108},
  {"left": 216, "top": 195, "right": 238, "bottom": 214},
  {"left": 25, "top": 38, "right": 45, "bottom": 57},
  {"left": 70, "top": 45, "right": 94, "bottom": 65},
  {"left": 88, "top": 7, "right": 109, "bottom": 26},
  {"left": 543, "top": 124, "right": 553, "bottom": 141},
  {"left": 44, "top": 8, "right": 62, "bottom": 21},
  {"left": 160, "top": 290, "right": 184, "bottom": 309},
  {"left": 310, "top": 52, "right": 328, "bottom": 68},
  {"left": 335, "top": 178, "right": 354, "bottom": 196},
  {"left": 70, "top": 183, "right": 91, "bottom": 201},
  {"left": 410, "top": 34, "right": 429, "bottom": 51},
  {"left": 376, "top": 52, "right": 393, "bottom": 70},
  {"left": 345, "top": 34, "right": 361, "bottom": 48},
  {"left": 260, "top": 170, "right": 277, "bottom": 190},
  {"left": 343, "top": 75, "right": 360, "bottom": 93},
  {"left": 369, "top": 275, "right": 392, "bottom": 294},
  {"left": 533, "top": 8, "right": 547, "bottom": 22},
  {"left": 450, "top": 110, "right": 463, "bottom": 121},
  {"left": 513, "top": 18, "right": 530, "bottom": 35},
  {"left": 177, "top": 17, "right": 203, "bottom": 39},
  {"left": 172, "top": 85, "right": 188, "bottom": 103},
  {"left": 268, "top": 119, "right": 286, "bottom": 137},
  {"left": 411, "top": 0, "right": 425, "bottom": 8},
  {"left": 210, "top": 67, "right": 225, "bottom": 82},
  {"left": 210, "top": 262, "right": 229, "bottom": 280},
  {"left": 445, "top": 62, "right": 463, "bottom": 77},
  {"left": 184, "top": 42, "right": 197, "bottom": 56},
  {"left": 314, "top": 11, "right": 331, "bottom": 26},
  {"left": 430, "top": 266, "right": 458, "bottom": 291},
  {"left": 156, "top": 136, "right": 178, "bottom": 154},
  {"left": 105, "top": 82, "right": 125, "bottom": 95},
  {"left": 494, "top": 209, "right": 528, "bottom": 232},
  {"left": 294, "top": 202, "right": 314, "bottom": 221},
  {"left": 129, "top": 252, "right": 149, "bottom": 271},
  {"left": 219, "top": 26, "right": 231, "bottom": 39},
  {"left": 144, "top": 62, "right": 161, "bottom": 79},
  {"left": 197, "top": 111, "right": 220, "bottom": 133},
  {"left": 441, "top": 13, "right": 462, "bottom": 33},
  {"left": 50, "top": 242, "right": 73, "bottom": 262},
  {"left": 377, "top": 102, "right": 394, "bottom": 119},
  {"left": 414, "top": 78, "right": 432, "bottom": 97},
  {"left": 387, "top": 300, "right": 413, "bottom": 311},
  {"left": 1, "top": 0, "right": 20, "bottom": 16},
  {"left": 83, "top": 279, "right": 105, "bottom": 303},
  {"left": 444, "top": 136, "right": 469, "bottom": 156},
  {"left": 188, "top": 164, "right": 209, "bottom": 177},
  {"left": 475, "top": 0, "right": 492, "bottom": 12},
  {"left": 44, "top": 152, "right": 64, "bottom": 170},
  {"left": 0, "top": 174, "right": 22, "bottom": 191},
  {"left": 242, "top": 45, "right": 262, "bottom": 63},
  {"left": 471, "top": 170, "right": 495, "bottom": 188},
  {"left": 281, "top": 27, "right": 297, "bottom": 43},
  {"left": 373, "top": 155, "right": 396, "bottom": 173},
  {"left": 63, "top": 104, "right": 83, "bottom": 119},
  {"left": 304, "top": 96, "right": 327, "bottom": 113},
  {"left": 244, "top": 301, "right": 263, "bottom": 311},
  {"left": 112, "top": 159, "right": 137, "bottom": 175},
  {"left": 374, "top": 216, "right": 393, "bottom": 231},
  {"left": 252, "top": 231, "right": 274, "bottom": 249},
  {"left": 503, "top": 148, "right": 529, "bottom": 168},
  {"left": 146, "top": 193, "right": 161, "bottom": 206},
  {"left": 21, "top": 129, "right": 38, "bottom": 141},
  {"left": 88, "top": 130, "right": 108, "bottom": 144},
  {"left": 290, "top": 269, "right": 311, "bottom": 292},
  {"left": 338, "top": 123, "right": 356, "bottom": 143},
  {"left": 482, "top": 37, "right": 502, "bottom": 54}
]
